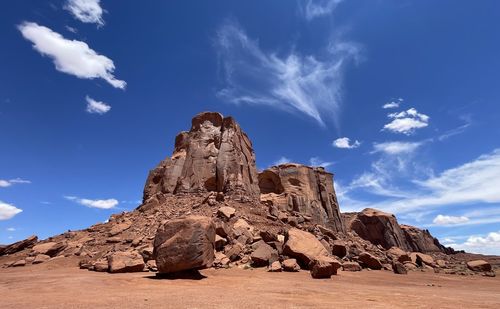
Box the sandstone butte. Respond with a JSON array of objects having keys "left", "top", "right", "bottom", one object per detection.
[{"left": 1, "top": 112, "right": 498, "bottom": 280}]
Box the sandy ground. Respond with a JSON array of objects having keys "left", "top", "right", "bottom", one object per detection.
[{"left": 1, "top": 258, "right": 499, "bottom": 309}]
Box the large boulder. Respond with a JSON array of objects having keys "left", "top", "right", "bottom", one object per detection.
[
  {"left": 358, "top": 252, "right": 383, "bottom": 270},
  {"left": 345, "top": 208, "right": 411, "bottom": 251},
  {"left": 410, "top": 252, "right": 435, "bottom": 267},
  {"left": 0, "top": 235, "right": 38, "bottom": 256},
  {"left": 153, "top": 216, "right": 215, "bottom": 274},
  {"left": 310, "top": 256, "right": 341, "bottom": 279},
  {"left": 142, "top": 112, "right": 260, "bottom": 202},
  {"left": 108, "top": 251, "right": 145, "bottom": 273},
  {"left": 467, "top": 260, "right": 492, "bottom": 272},
  {"left": 251, "top": 242, "right": 278, "bottom": 267},
  {"left": 283, "top": 228, "right": 329, "bottom": 267},
  {"left": 258, "top": 164, "right": 344, "bottom": 233}
]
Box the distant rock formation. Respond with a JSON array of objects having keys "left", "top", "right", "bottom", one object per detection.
[
  {"left": 344, "top": 208, "right": 411, "bottom": 251},
  {"left": 143, "top": 112, "right": 260, "bottom": 202},
  {"left": 344, "top": 208, "right": 454, "bottom": 254},
  {"left": 401, "top": 225, "right": 455, "bottom": 254},
  {"left": 259, "top": 163, "right": 345, "bottom": 233}
]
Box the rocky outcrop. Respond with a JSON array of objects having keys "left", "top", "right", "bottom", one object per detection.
[
  {"left": 467, "top": 260, "right": 492, "bottom": 272},
  {"left": 143, "top": 112, "right": 260, "bottom": 202},
  {"left": 0, "top": 235, "right": 38, "bottom": 256},
  {"left": 153, "top": 216, "right": 215, "bottom": 274},
  {"left": 259, "top": 164, "right": 344, "bottom": 233},
  {"left": 345, "top": 208, "right": 411, "bottom": 251},
  {"left": 400, "top": 225, "right": 454, "bottom": 254}
]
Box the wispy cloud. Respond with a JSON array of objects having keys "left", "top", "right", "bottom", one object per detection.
[
  {"left": 0, "top": 201, "right": 22, "bottom": 220},
  {"left": 215, "top": 21, "right": 360, "bottom": 127},
  {"left": 342, "top": 148, "right": 500, "bottom": 216},
  {"left": 372, "top": 141, "right": 423, "bottom": 155},
  {"left": 64, "top": 195, "right": 118, "bottom": 209},
  {"left": 382, "top": 98, "right": 403, "bottom": 109},
  {"left": 432, "top": 214, "right": 469, "bottom": 226},
  {"left": 0, "top": 178, "right": 31, "bottom": 188},
  {"left": 18, "top": 22, "right": 126, "bottom": 89},
  {"left": 332, "top": 137, "right": 360, "bottom": 149},
  {"left": 300, "top": 0, "right": 343, "bottom": 20},
  {"left": 272, "top": 156, "right": 291, "bottom": 166},
  {"left": 309, "top": 157, "right": 334, "bottom": 168},
  {"left": 6, "top": 227, "right": 16, "bottom": 232},
  {"left": 64, "top": 0, "right": 105, "bottom": 26},
  {"left": 383, "top": 108, "right": 429, "bottom": 135},
  {"left": 85, "top": 96, "right": 111, "bottom": 114}
]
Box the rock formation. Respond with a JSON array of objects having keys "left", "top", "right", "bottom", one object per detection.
[
  {"left": 344, "top": 209, "right": 454, "bottom": 255},
  {"left": 344, "top": 208, "right": 411, "bottom": 251},
  {"left": 400, "top": 225, "right": 454, "bottom": 254},
  {"left": 143, "top": 112, "right": 260, "bottom": 203},
  {"left": 259, "top": 164, "right": 344, "bottom": 233}
]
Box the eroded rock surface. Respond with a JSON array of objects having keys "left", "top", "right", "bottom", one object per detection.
[
  {"left": 143, "top": 112, "right": 260, "bottom": 202},
  {"left": 259, "top": 164, "right": 344, "bottom": 233}
]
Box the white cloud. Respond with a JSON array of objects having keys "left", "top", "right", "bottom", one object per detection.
[
  {"left": 273, "top": 156, "right": 291, "bottom": 166},
  {"left": 65, "top": 25, "right": 78, "bottom": 34},
  {"left": 85, "top": 96, "right": 111, "bottom": 114},
  {"left": 449, "top": 231, "right": 500, "bottom": 255},
  {"left": 300, "top": 0, "right": 343, "bottom": 20},
  {"left": 6, "top": 227, "right": 16, "bottom": 232},
  {"left": 332, "top": 137, "right": 360, "bottom": 149},
  {"left": 64, "top": 195, "right": 118, "bottom": 209},
  {"left": 216, "top": 21, "right": 359, "bottom": 127},
  {"left": 372, "top": 141, "right": 422, "bottom": 155},
  {"left": 345, "top": 149, "right": 500, "bottom": 215},
  {"left": 64, "top": 0, "right": 105, "bottom": 26},
  {"left": 309, "top": 157, "right": 334, "bottom": 168},
  {"left": 0, "top": 178, "right": 31, "bottom": 188},
  {"left": 382, "top": 98, "right": 403, "bottom": 109},
  {"left": 383, "top": 108, "right": 429, "bottom": 135},
  {"left": 18, "top": 22, "right": 126, "bottom": 89},
  {"left": 433, "top": 214, "right": 469, "bottom": 225},
  {"left": 0, "top": 201, "right": 23, "bottom": 220}
]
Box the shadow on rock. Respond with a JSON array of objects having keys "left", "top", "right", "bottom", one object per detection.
[{"left": 145, "top": 270, "right": 207, "bottom": 280}]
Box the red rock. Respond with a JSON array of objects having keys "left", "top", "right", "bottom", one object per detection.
[
  {"left": 251, "top": 242, "right": 278, "bottom": 267},
  {"left": 310, "top": 256, "right": 341, "bottom": 279},
  {"left": 32, "top": 242, "right": 66, "bottom": 257},
  {"left": 142, "top": 112, "right": 260, "bottom": 202},
  {"left": 268, "top": 261, "right": 282, "bottom": 272},
  {"left": 387, "top": 247, "right": 411, "bottom": 263},
  {"left": 0, "top": 235, "right": 38, "bottom": 256},
  {"left": 283, "top": 228, "right": 329, "bottom": 268},
  {"left": 153, "top": 216, "right": 215, "bottom": 274},
  {"left": 331, "top": 240, "right": 347, "bottom": 258},
  {"left": 392, "top": 262, "right": 407, "bottom": 274},
  {"left": 342, "top": 261, "right": 362, "bottom": 272},
  {"left": 108, "top": 251, "right": 145, "bottom": 273},
  {"left": 358, "top": 252, "right": 382, "bottom": 270},
  {"left": 32, "top": 254, "right": 50, "bottom": 264},
  {"left": 410, "top": 252, "right": 435, "bottom": 267},
  {"left": 282, "top": 259, "right": 300, "bottom": 272},
  {"left": 258, "top": 164, "right": 344, "bottom": 233},
  {"left": 345, "top": 208, "right": 411, "bottom": 251},
  {"left": 217, "top": 206, "right": 236, "bottom": 220},
  {"left": 401, "top": 225, "right": 452, "bottom": 253},
  {"left": 467, "top": 260, "right": 492, "bottom": 272}
]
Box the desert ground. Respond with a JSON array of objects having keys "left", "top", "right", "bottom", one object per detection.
[{"left": 1, "top": 257, "right": 499, "bottom": 309}]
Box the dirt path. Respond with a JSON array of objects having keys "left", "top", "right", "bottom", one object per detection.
[{"left": 1, "top": 260, "right": 499, "bottom": 308}]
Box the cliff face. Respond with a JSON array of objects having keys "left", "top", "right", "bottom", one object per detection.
[
  {"left": 143, "top": 112, "right": 260, "bottom": 202},
  {"left": 344, "top": 209, "right": 454, "bottom": 254},
  {"left": 259, "top": 163, "right": 345, "bottom": 233}
]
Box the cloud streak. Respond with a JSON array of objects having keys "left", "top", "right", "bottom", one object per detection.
[
  {"left": 64, "top": 0, "right": 105, "bottom": 26},
  {"left": 64, "top": 195, "right": 118, "bottom": 209},
  {"left": 18, "top": 22, "right": 126, "bottom": 89},
  {"left": 215, "top": 21, "right": 359, "bottom": 127},
  {"left": 0, "top": 201, "right": 22, "bottom": 220},
  {"left": 0, "top": 178, "right": 31, "bottom": 188},
  {"left": 301, "top": 0, "right": 343, "bottom": 20},
  {"left": 85, "top": 96, "right": 111, "bottom": 114}
]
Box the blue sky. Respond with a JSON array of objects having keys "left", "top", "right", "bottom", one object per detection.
[{"left": 1, "top": 0, "right": 499, "bottom": 254}]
